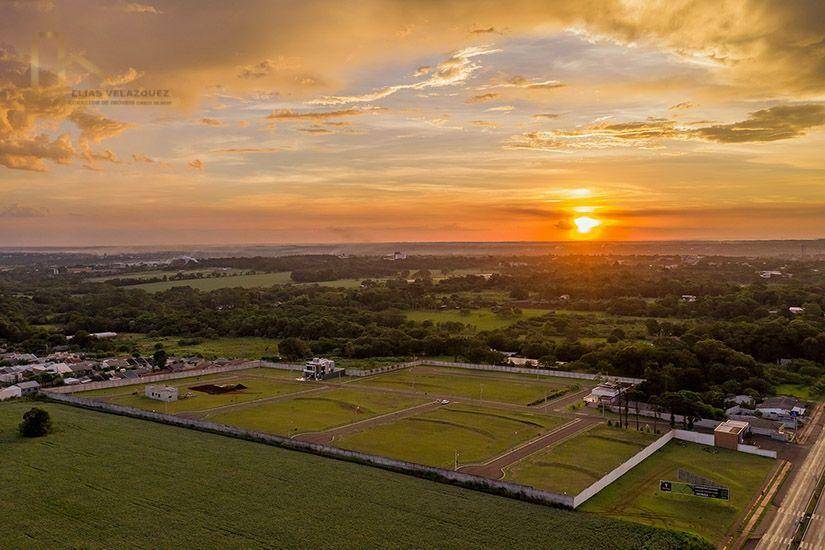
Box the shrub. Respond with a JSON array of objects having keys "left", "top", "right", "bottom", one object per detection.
[{"left": 19, "top": 407, "right": 52, "bottom": 438}]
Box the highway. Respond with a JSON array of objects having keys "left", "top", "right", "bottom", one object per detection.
[{"left": 757, "top": 415, "right": 825, "bottom": 549}]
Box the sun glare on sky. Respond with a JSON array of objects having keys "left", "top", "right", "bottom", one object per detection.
[{"left": 573, "top": 216, "right": 602, "bottom": 234}]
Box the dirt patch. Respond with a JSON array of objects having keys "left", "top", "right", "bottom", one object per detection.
[{"left": 190, "top": 383, "right": 248, "bottom": 395}]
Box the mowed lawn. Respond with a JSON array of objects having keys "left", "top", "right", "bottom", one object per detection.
[
  {"left": 77, "top": 368, "right": 306, "bottom": 414},
  {"left": 581, "top": 440, "right": 774, "bottom": 544},
  {"left": 352, "top": 365, "right": 577, "bottom": 405},
  {"left": 0, "top": 402, "right": 708, "bottom": 549},
  {"left": 207, "top": 387, "right": 428, "bottom": 436},
  {"left": 506, "top": 426, "right": 657, "bottom": 494},
  {"left": 336, "top": 404, "right": 566, "bottom": 469},
  {"left": 405, "top": 308, "right": 550, "bottom": 330}
]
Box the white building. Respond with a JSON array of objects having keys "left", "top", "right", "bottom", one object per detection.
[
  {"left": 0, "top": 385, "right": 22, "bottom": 401},
  {"left": 303, "top": 357, "right": 337, "bottom": 380},
  {"left": 789, "top": 307, "right": 805, "bottom": 315},
  {"left": 680, "top": 294, "right": 697, "bottom": 303},
  {"left": 145, "top": 385, "right": 179, "bottom": 402},
  {"left": 584, "top": 382, "right": 630, "bottom": 406},
  {"left": 506, "top": 356, "right": 540, "bottom": 368}
]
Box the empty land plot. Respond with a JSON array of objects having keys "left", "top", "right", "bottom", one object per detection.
[
  {"left": 336, "top": 404, "right": 566, "bottom": 469},
  {"left": 208, "top": 387, "right": 428, "bottom": 437},
  {"left": 78, "top": 369, "right": 306, "bottom": 414},
  {"left": 0, "top": 402, "right": 708, "bottom": 549},
  {"left": 580, "top": 440, "right": 774, "bottom": 544},
  {"left": 506, "top": 426, "right": 658, "bottom": 494},
  {"left": 352, "top": 365, "right": 579, "bottom": 405}
]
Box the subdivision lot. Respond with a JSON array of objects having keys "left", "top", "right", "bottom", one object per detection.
[
  {"left": 207, "top": 387, "right": 429, "bottom": 437},
  {"left": 350, "top": 365, "right": 584, "bottom": 405},
  {"left": 505, "top": 425, "right": 658, "bottom": 494},
  {"left": 0, "top": 402, "right": 709, "bottom": 549},
  {"left": 335, "top": 403, "right": 566, "bottom": 469},
  {"left": 77, "top": 367, "right": 306, "bottom": 414},
  {"left": 581, "top": 439, "right": 774, "bottom": 543}
]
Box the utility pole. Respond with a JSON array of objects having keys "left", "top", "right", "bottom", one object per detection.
[{"left": 454, "top": 449, "right": 459, "bottom": 470}]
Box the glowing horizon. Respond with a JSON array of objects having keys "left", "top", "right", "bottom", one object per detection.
[{"left": 0, "top": 1, "right": 823, "bottom": 246}]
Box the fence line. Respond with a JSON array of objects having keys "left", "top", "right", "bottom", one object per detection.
[
  {"left": 573, "top": 430, "right": 675, "bottom": 507},
  {"left": 346, "top": 359, "right": 644, "bottom": 384},
  {"left": 44, "top": 360, "right": 302, "bottom": 394},
  {"left": 43, "top": 392, "right": 574, "bottom": 509}
]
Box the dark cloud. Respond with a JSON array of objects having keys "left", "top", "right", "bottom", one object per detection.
[
  {"left": 266, "top": 107, "right": 383, "bottom": 122},
  {"left": 0, "top": 204, "right": 49, "bottom": 218},
  {"left": 465, "top": 92, "right": 499, "bottom": 104},
  {"left": 693, "top": 104, "right": 825, "bottom": 143},
  {"left": 508, "top": 104, "right": 825, "bottom": 150}
]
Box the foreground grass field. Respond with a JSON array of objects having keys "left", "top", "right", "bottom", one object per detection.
[
  {"left": 506, "top": 426, "right": 658, "bottom": 494},
  {"left": 581, "top": 440, "right": 774, "bottom": 543},
  {"left": 0, "top": 402, "right": 708, "bottom": 548},
  {"left": 207, "top": 387, "right": 428, "bottom": 436},
  {"left": 337, "top": 403, "right": 565, "bottom": 469},
  {"left": 351, "top": 365, "right": 580, "bottom": 405}
]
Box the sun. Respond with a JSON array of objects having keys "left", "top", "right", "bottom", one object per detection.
[{"left": 573, "top": 216, "right": 602, "bottom": 234}]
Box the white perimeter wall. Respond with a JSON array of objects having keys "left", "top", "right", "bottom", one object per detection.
[
  {"left": 573, "top": 428, "right": 776, "bottom": 507},
  {"left": 43, "top": 360, "right": 302, "bottom": 394}
]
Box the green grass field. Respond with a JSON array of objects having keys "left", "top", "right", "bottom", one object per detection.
[
  {"left": 506, "top": 426, "right": 657, "bottom": 494},
  {"left": 0, "top": 402, "right": 708, "bottom": 548},
  {"left": 581, "top": 440, "right": 774, "bottom": 543},
  {"left": 130, "top": 271, "right": 294, "bottom": 292},
  {"left": 77, "top": 367, "right": 305, "bottom": 414},
  {"left": 352, "top": 365, "right": 580, "bottom": 405},
  {"left": 129, "top": 272, "right": 378, "bottom": 292},
  {"left": 337, "top": 403, "right": 565, "bottom": 469},
  {"left": 86, "top": 268, "right": 245, "bottom": 282},
  {"left": 115, "top": 334, "right": 281, "bottom": 359},
  {"left": 207, "top": 387, "right": 427, "bottom": 436},
  {"left": 404, "top": 308, "right": 551, "bottom": 330},
  {"left": 774, "top": 383, "right": 820, "bottom": 401}
]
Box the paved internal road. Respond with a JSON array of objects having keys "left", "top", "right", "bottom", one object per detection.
[{"left": 757, "top": 415, "right": 825, "bottom": 549}]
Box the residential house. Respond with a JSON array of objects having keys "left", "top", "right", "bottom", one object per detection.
[
  {"left": 303, "top": 357, "right": 338, "bottom": 380},
  {"left": 16, "top": 381, "right": 41, "bottom": 395}
]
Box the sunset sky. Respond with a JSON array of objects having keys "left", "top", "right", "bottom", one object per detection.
[{"left": 0, "top": 0, "right": 824, "bottom": 245}]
